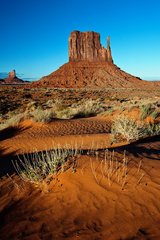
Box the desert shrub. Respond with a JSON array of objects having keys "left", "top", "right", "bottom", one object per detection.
[
  {"left": 45, "top": 99, "right": 55, "bottom": 108},
  {"left": 55, "top": 99, "right": 104, "bottom": 119},
  {"left": 32, "top": 108, "right": 55, "bottom": 123},
  {"left": 112, "top": 115, "right": 160, "bottom": 142},
  {"left": 0, "top": 114, "right": 24, "bottom": 131},
  {"left": 71, "top": 99, "right": 104, "bottom": 117},
  {"left": 111, "top": 115, "right": 148, "bottom": 142},
  {"left": 128, "top": 105, "right": 136, "bottom": 112},
  {"left": 140, "top": 104, "right": 153, "bottom": 120},
  {"left": 56, "top": 108, "right": 76, "bottom": 119},
  {"left": 150, "top": 111, "right": 159, "bottom": 119},
  {"left": 25, "top": 99, "right": 104, "bottom": 121},
  {"left": 26, "top": 101, "right": 37, "bottom": 111},
  {"left": 147, "top": 123, "right": 160, "bottom": 136},
  {"left": 99, "top": 108, "right": 114, "bottom": 116},
  {"left": 12, "top": 148, "right": 80, "bottom": 183},
  {"left": 90, "top": 149, "right": 145, "bottom": 189},
  {"left": 46, "top": 99, "right": 65, "bottom": 111}
]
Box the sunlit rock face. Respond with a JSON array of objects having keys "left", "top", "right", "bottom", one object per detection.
[
  {"left": 69, "top": 31, "right": 113, "bottom": 63},
  {"left": 8, "top": 69, "right": 16, "bottom": 78},
  {"left": 3, "top": 70, "right": 24, "bottom": 84}
]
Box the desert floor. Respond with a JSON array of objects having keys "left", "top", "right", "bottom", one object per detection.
[{"left": 0, "top": 87, "right": 160, "bottom": 240}]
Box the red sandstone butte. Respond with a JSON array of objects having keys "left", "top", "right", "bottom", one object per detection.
[
  {"left": 1, "top": 70, "right": 25, "bottom": 84},
  {"left": 33, "top": 30, "right": 152, "bottom": 89}
]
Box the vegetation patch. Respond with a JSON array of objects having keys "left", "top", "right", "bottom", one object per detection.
[
  {"left": 111, "top": 115, "right": 160, "bottom": 142},
  {"left": 12, "top": 148, "right": 81, "bottom": 184}
]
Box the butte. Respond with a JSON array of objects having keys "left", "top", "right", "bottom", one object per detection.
[{"left": 33, "top": 30, "right": 150, "bottom": 88}]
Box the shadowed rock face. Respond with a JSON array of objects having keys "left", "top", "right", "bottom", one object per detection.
[{"left": 69, "top": 31, "right": 113, "bottom": 63}]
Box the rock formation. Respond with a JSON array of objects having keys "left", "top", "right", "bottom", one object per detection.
[
  {"left": 106, "top": 36, "right": 113, "bottom": 63},
  {"left": 0, "top": 70, "right": 28, "bottom": 84},
  {"left": 69, "top": 31, "right": 113, "bottom": 63},
  {"left": 8, "top": 69, "right": 16, "bottom": 78},
  {"left": 33, "top": 30, "right": 153, "bottom": 89}
]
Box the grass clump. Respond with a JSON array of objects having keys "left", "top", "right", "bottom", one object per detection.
[
  {"left": 0, "top": 114, "right": 24, "bottom": 131},
  {"left": 12, "top": 148, "right": 81, "bottom": 184},
  {"left": 46, "top": 99, "right": 65, "bottom": 111},
  {"left": 56, "top": 99, "right": 104, "bottom": 119},
  {"left": 31, "top": 108, "right": 55, "bottom": 123},
  {"left": 111, "top": 115, "right": 148, "bottom": 142},
  {"left": 150, "top": 111, "right": 159, "bottom": 119},
  {"left": 74, "top": 99, "right": 104, "bottom": 117},
  {"left": 112, "top": 115, "right": 160, "bottom": 142},
  {"left": 140, "top": 104, "right": 153, "bottom": 120},
  {"left": 90, "top": 149, "right": 145, "bottom": 189},
  {"left": 147, "top": 123, "right": 160, "bottom": 136},
  {"left": 28, "top": 99, "right": 104, "bottom": 121}
]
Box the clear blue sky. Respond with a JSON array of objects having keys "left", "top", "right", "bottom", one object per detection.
[{"left": 0, "top": 0, "right": 160, "bottom": 81}]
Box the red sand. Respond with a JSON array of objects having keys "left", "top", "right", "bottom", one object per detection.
[
  {"left": 0, "top": 117, "right": 160, "bottom": 239},
  {"left": 0, "top": 137, "right": 160, "bottom": 239}
]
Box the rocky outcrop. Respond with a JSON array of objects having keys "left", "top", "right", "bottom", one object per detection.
[
  {"left": 4, "top": 70, "right": 23, "bottom": 84},
  {"left": 0, "top": 70, "right": 28, "bottom": 84},
  {"left": 106, "top": 36, "right": 113, "bottom": 63},
  {"left": 8, "top": 69, "right": 16, "bottom": 78},
  {"left": 69, "top": 31, "right": 113, "bottom": 63}
]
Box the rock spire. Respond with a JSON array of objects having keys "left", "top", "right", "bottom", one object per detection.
[{"left": 8, "top": 69, "right": 16, "bottom": 78}]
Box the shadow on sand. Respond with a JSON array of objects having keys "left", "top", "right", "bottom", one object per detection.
[
  {"left": 0, "top": 125, "right": 31, "bottom": 141},
  {"left": 115, "top": 135, "right": 160, "bottom": 161},
  {"left": 0, "top": 147, "right": 19, "bottom": 177},
  {"left": 0, "top": 134, "right": 160, "bottom": 178}
]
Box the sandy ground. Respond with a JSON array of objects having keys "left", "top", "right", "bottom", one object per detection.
[
  {"left": 0, "top": 117, "right": 160, "bottom": 239},
  {"left": 0, "top": 117, "right": 114, "bottom": 156}
]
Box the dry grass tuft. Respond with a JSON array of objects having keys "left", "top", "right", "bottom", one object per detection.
[
  {"left": 111, "top": 115, "right": 160, "bottom": 142},
  {"left": 12, "top": 147, "right": 81, "bottom": 185}
]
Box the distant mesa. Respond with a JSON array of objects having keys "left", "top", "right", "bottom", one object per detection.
[
  {"left": 32, "top": 30, "right": 154, "bottom": 88},
  {"left": 0, "top": 70, "right": 28, "bottom": 85}
]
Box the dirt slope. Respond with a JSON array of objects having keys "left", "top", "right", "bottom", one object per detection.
[{"left": 33, "top": 61, "right": 153, "bottom": 89}]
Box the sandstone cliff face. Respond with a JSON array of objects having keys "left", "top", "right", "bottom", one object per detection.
[{"left": 69, "top": 31, "right": 113, "bottom": 63}]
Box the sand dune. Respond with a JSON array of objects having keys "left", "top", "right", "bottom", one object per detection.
[
  {"left": 0, "top": 117, "right": 113, "bottom": 156},
  {"left": 0, "top": 136, "right": 160, "bottom": 239},
  {"left": 0, "top": 115, "right": 160, "bottom": 239}
]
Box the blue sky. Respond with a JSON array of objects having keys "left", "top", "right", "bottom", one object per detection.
[{"left": 0, "top": 0, "right": 160, "bottom": 81}]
